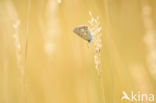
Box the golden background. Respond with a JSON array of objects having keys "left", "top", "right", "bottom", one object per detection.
[{"left": 0, "top": 0, "right": 156, "bottom": 103}]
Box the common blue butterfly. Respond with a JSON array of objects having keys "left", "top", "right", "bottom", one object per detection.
[{"left": 73, "top": 25, "right": 92, "bottom": 43}]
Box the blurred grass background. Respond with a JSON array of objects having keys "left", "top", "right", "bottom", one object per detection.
[{"left": 0, "top": 0, "right": 156, "bottom": 103}]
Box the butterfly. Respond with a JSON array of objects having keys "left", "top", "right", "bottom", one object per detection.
[{"left": 73, "top": 25, "right": 92, "bottom": 43}]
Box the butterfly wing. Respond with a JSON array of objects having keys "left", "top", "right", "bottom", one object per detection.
[{"left": 73, "top": 25, "right": 92, "bottom": 42}]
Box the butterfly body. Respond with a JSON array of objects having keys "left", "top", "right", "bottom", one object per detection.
[{"left": 73, "top": 25, "right": 92, "bottom": 43}]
